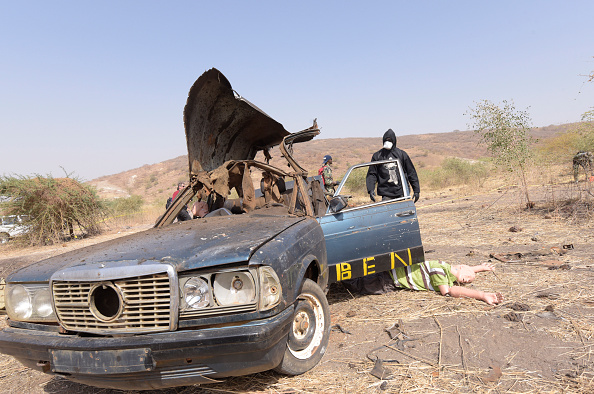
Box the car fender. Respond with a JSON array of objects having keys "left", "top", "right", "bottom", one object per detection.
[{"left": 249, "top": 218, "right": 328, "bottom": 308}]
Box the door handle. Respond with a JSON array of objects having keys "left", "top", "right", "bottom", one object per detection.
[{"left": 396, "top": 210, "right": 415, "bottom": 217}]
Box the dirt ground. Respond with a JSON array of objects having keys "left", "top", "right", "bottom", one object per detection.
[{"left": 0, "top": 182, "right": 593, "bottom": 393}]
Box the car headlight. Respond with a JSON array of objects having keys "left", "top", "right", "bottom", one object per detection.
[
  {"left": 259, "top": 266, "right": 281, "bottom": 311},
  {"left": 178, "top": 267, "right": 281, "bottom": 315},
  {"left": 6, "top": 284, "right": 56, "bottom": 322},
  {"left": 213, "top": 271, "right": 256, "bottom": 305},
  {"left": 182, "top": 277, "right": 210, "bottom": 310}
]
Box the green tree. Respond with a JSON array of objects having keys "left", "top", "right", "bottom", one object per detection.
[{"left": 467, "top": 100, "right": 535, "bottom": 207}]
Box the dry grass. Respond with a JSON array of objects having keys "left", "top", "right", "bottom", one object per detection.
[
  {"left": 101, "top": 204, "right": 164, "bottom": 230},
  {"left": 1, "top": 164, "right": 593, "bottom": 393}
]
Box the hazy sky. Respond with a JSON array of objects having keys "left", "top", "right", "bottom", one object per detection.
[{"left": 2, "top": 1, "right": 593, "bottom": 181}]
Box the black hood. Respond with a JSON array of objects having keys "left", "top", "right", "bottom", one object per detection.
[{"left": 382, "top": 129, "right": 397, "bottom": 146}]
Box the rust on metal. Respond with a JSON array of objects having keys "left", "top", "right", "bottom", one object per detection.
[
  {"left": 155, "top": 68, "right": 321, "bottom": 227},
  {"left": 183, "top": 68, "right": 290, "bottom": 174}
]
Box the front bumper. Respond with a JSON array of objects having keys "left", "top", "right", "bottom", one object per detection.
[{"left": 0, "top": 306, "right": 293, "bottom": 390}]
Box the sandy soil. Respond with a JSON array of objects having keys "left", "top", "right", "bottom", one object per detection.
[{"left": 0, "top": 183, "right": 592, "bottom": 393}]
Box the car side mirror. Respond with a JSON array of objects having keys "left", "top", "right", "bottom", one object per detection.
[{"left": 329, "top": 196, "right": 349, "bottom": 213}]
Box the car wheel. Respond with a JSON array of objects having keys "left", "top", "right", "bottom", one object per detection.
[
  {"left": 275, "top": 278, "right": 330, "bottom": 375},
  {"left": 0, "top": 233, "right": 9, "bottom": 244}
]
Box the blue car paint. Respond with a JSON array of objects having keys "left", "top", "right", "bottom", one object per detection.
[
  {"left": 247, "top": 216, "right": 328, "bottom": 307},
  {"left": 318, "top": 198, "right": 424, "bottom": 284},
  {"left": 317, "top": 159, "right": 424, "bottom": 284},
  {"left": 0, "top": 210, "right": 328, "bottom": 390},
  {"left": 0, "top": 159, "right": 422, "bottom": 390},
  {"left": 7, "top": 213, "right": 308, "bottom": 284}
]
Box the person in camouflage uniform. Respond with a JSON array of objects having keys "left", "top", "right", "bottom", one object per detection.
[
  {"left": 573, "top": 151, "right": 594, "bottom": 182},
  {"left": 320, "top": 155, "right": 339, "bottom": 194}
]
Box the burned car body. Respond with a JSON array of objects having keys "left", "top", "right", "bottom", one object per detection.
[{"left": 0, "top": 69, "right": 424, "bottom": 390}]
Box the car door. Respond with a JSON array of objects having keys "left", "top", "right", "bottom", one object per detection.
[{"left": 317, "top": 160, "right": 424, "bottom": 284}]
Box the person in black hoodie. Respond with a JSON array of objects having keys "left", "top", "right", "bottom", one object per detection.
[{"left": 366, "top": 129, "right": 420, "bottom": 203}]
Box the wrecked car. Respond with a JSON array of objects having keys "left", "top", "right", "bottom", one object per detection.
[{"left": 0, "top": 68, "right": 424, "bottom": 390}]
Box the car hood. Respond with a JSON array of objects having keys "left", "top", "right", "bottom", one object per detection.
[
  {"left": 8, "top": 211, "right": 305, "bottom": 283},
  {"left": 184, "top": 68, "right": 290, "bottom": 174}
]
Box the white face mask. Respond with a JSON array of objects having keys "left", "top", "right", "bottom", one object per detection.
[{"left": 383, "top": 141, "right": 393, "bottom": 150}]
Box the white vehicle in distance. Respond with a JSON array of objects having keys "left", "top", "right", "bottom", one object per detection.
[{"left": 0, "top": 215, "right": 31, "bottom": 244}]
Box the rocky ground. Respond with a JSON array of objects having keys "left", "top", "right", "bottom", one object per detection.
[{"left": 0, "top": 181, "right": 592, "bottom": 393}]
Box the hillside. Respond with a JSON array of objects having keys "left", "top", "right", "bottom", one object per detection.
[{"left": 88, "top": 124, "right": 572, "bottom": 204}]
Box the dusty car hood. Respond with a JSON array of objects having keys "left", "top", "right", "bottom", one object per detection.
[
  {"left": 184, "top": 68, "right": 290, "bottom": 174},
  {"left": 8, "top": 213, "right": 305, "bottom": 283}
]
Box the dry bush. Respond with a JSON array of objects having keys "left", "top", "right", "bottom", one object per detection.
[
  {"left": 0, "top": 175, "right": 104, "bottom": 245},
  {"left": 540, "top": 183, "right": 594, "bottom": 224},
  {"left": 523, "top": 159, "right": 594, "bottom": 222}
]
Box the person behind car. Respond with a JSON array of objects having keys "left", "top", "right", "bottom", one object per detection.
[
  {"left": 390, "top": 261, "right": 504, "bottom": 305},
  {"left": 319, "top": 155, "right": 339, "bottom": 194},
  {"left": 365, "top": 129, "right": 420, "bottom": 203},
  {"left": 172, "top": 182, "right": 192, "bottom": 221},
  {"left": 572, "top": 151, "right": 594, "bottom": 182},
  {"left": 191, "top": 200, "right": 209, "bottom": 219},
  {"left": 192, "top": 198, "right": 235, "bottom": 218}
]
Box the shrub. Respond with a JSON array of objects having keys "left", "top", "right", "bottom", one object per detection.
[
  {"left": 341, "top": 167, "right": 368, "bottom": 198},
  {"left": 538, "top": 129, "right": 582, "bottom": 163},
  {"left": 575, "top": 110, "right": 594, "bottom": 152},
  {"left": 104, "top": 195, "right": 144, "bottom": 217},
  {"left": 420, "top": 157, "right": 490, "bottom": 190},
  {"left": 467, "top": 99, "right": 535, "bottom": 206},
  {"left": 0, "top": 175, "right": 104, "bottom": 245},
  {"left": 536, "top": 112, "right": 594, "bottom": 169}
]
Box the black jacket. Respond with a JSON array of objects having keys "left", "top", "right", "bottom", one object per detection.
[{"left": 366, "top": 129, "right": 420, "bottom": 198}]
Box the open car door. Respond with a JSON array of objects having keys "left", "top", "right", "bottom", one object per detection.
[{"left": 318, "top": 159, "right": 424, "bottom": 284}]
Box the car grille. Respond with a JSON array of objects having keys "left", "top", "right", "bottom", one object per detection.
[{"left": 52, "top": 273, "right": 172, "bottom": 334}]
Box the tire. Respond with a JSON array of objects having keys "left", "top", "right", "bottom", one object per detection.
[
  {"left": 275, "top": 278, "right": 330, "bottom": 375},
  {"left": 0, "top": 233, "right": 9, "bottom": 244}
]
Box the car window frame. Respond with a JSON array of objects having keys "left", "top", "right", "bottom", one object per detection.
[{"left": 323, "top": 158, "right": 410, "bottom": 216}]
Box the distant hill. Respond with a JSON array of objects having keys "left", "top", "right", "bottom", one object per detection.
[{"left": 88, "top": 124, "right": 572, "bottom": 204}]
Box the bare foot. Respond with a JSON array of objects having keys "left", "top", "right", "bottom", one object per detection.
[{"left": 483, "top": 292, "right": 504, "bottom": 305}]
